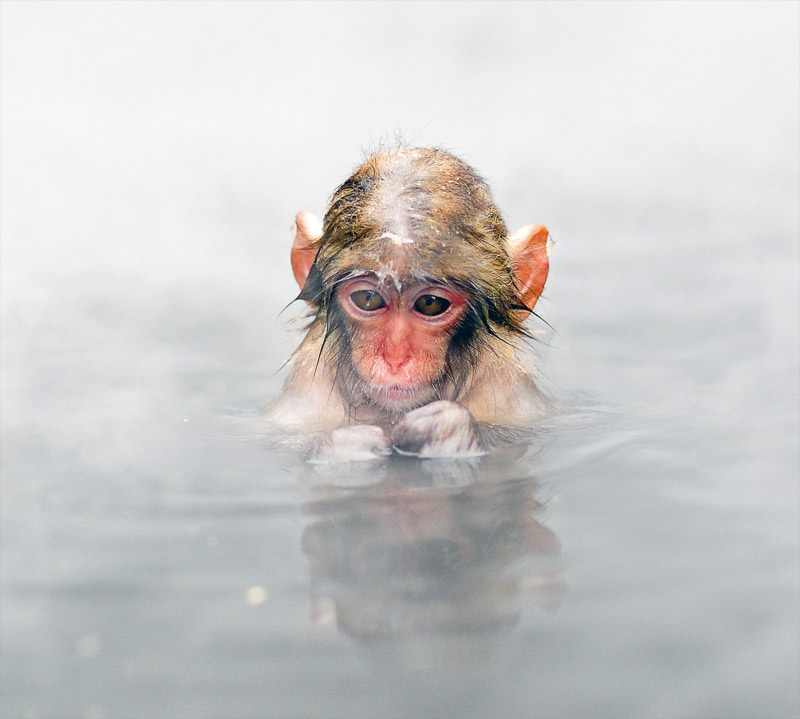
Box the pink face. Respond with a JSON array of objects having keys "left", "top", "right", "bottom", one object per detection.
[{"left": 336, "top": 275, "right": 469, "bottom": 411}]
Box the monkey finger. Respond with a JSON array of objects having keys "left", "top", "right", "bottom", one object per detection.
[
  {"left": 391, "top": 400, "right": 486, "bottom": 459},
  {"left": 308, "top": 425, "right": 392, "bottom": 464}
]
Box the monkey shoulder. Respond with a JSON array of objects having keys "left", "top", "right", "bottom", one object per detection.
[
  {"left": 262, "top": 359, "right": 347, "bottom": 434},
  {"left": 461, "top": 361, "right": 549, "bottom": 427}
]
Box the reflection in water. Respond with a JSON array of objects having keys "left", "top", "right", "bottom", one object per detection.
[{"left": 301, "top": 449, "right": 565, "bottom": 671}]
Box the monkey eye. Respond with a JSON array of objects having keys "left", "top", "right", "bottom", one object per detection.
[
  {"left": 350, "top": 289, "right": 387, "bottom": 312},
  {"left": 413, "top": 294, "right": 451, "bottom": 316}
]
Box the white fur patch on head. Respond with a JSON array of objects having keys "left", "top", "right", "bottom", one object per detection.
[{"left": 380, "top": 231, "right": 414, "bottom": 246}]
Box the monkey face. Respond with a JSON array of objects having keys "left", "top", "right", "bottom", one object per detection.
[{"left": 335, "top": 275, "right": 469, "bottom": 412}]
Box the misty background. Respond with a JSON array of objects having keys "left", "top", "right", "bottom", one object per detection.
[{"left": 1, "top": 3, "right": 798, "bottom": 718}]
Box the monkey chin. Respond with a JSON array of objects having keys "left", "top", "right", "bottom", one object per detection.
[{"left": 362, "top": 382, "right": 438, "bottom": 415}]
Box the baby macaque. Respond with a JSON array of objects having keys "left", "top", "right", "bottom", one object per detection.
[{"left": 265, "top": 147, "right": 551, "bottom": 461}]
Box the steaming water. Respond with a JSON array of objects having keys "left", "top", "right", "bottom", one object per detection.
[{"left": 2, "top": 3, "right": 798, "bottom": 718}]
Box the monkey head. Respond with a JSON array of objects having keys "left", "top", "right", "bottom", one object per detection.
[{"left": 289, "top": 147, "right": 550, "bottom": 419}]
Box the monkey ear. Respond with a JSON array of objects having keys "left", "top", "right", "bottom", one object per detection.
[
  {"left": 290, "top": 211, "right": 323, "bottom": 291},
  {"left": 507, "top": 224, "right": 551, "bottom": 313}
]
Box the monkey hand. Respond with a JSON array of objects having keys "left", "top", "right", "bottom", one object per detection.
[
  {"left": 308, "top": 425, "right": 392, "bottom": 464},
  {"left": 391, "top": 401, "right": 486, "bottom": 458}
]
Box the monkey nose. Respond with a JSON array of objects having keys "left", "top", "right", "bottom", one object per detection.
[
  {"left": 382, "top": 352, "right": 409, "bottom": 374},
  {"left": 381, "top": 341, "right": 411, "bottom": 374}
]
